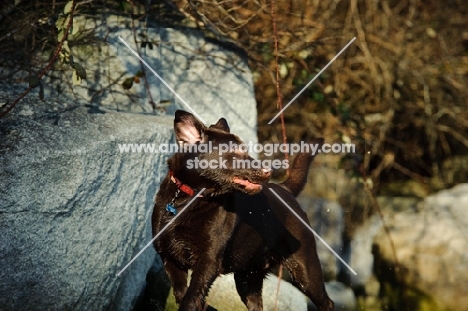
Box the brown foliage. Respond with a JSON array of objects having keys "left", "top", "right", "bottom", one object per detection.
[
  {"left": 173, "top": 0, "right": 468, "bottom": 189},
  {"left": 1, "top": 0, "right": 467, "bottom": 190}
]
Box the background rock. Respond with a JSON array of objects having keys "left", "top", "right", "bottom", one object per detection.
[
  {"left": 373, "top": 183, "right": 468, "bottom": 310},
  {"left": 296, "top": 196, "right": 344, "bottom": 280},
  {"left": 341, "top": 215, "right": 381, "bottom": 288},
  {"left": 295, "top": 197, "right": 357, "bottom": 311},
  {"left": 44, "top": 15, "right": 258, "bottom": 145},
  {"left": 308, "top": 281, "right": 356, "bottom": 311},
  {"left": 164, "top": 273, "right": 308, "bottom": 311}
]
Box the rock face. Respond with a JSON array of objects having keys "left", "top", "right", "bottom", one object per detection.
[
  {"left": 0, "top": 15, "right": 258, "bottom": 311},
  {"left": 373, "top": 184, "right": 468, "bottom": 310},
  {"left": 0, "top": 89, "right": 172, "bottom": 310},
  {"left": 45, "top": 15, "right": 258, "bottom": 145}
]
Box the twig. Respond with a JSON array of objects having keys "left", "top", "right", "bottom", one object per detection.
[
  {"left": 360, "top": 151, "right": 403, "bottom": 307},
  {"left": 0, "top": 0, "right": 77, "bottom": 119},
  {"left": 270, "top": 0, "right": 289, "bottom": 171},
  {"left": 270, "top": 0, "right": 288, "bottom": 309},
  {"left": 129, "top": 6, "right": 157, "bottom": 112}
]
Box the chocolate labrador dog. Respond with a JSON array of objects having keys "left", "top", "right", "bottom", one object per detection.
[{"left": 152, "top": 110, "right": 334, "bottom": 311}]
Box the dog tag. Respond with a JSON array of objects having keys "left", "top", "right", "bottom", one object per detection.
[{"left": 166, "top": 203, "right": 177, "bottom": 215}]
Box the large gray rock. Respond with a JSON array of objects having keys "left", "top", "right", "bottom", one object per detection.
[
  {"left": 0, "top": 87, "right": 172, "bottom": 310},
  {"left": 45, "top": 15, "right": 258, "bottom": 145},
  {"left": 1, "top": 14, "right": 259, "bottom": 310},
  {"left": 373, "top": 184, "right": 468, "bottom": 310}
]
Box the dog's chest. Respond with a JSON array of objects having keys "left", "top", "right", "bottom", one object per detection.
[{"left": 156, "top": 199, "right": 237, "bottom": 267}]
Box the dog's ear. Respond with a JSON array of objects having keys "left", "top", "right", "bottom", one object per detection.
[
  {"left": 174, "top": 110, "right": 205, "bottom": 144},
  {"left": 210, "top": 118, "right": 230, "bottom": 133}
]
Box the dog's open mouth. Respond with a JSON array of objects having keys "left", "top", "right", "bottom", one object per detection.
[{"left": 232, "top": 177, "right": 263, "bottom": 193}]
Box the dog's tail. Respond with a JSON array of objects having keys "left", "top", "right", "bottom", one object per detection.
[{"left": 280, "top": 138, "right": 324, "bottom": 197}]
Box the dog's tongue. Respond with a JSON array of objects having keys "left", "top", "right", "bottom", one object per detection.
[{"left": 232, "top": 177, "right": 262, "bottom": 192}]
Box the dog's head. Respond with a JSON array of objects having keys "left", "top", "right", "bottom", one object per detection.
[{"left": 167, "top": 110, "right": 271, "bottom": 196}]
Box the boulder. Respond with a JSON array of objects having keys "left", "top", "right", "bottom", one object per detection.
[
  {"left": 164, "top": 273, "right": 308, "bottom": 311},
  {"left": 373, "top": 184, "right": 468, "bottom": 310},
  {"left": 44, "top": 15, "right": 258, "bottom": 144},
  {"left": 0, "top": 88, "right": 171, "bottom": 310}
]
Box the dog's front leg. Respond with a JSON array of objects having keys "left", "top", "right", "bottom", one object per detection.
[
  {"left": 163, "top": 258, "right": 189, "bottom": 305},
  {"left": 178, "top": 259, "right": 221, "bottom": 311}
]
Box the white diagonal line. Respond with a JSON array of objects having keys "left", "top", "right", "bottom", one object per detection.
[
  {"left": 116, "top": 188, "right": 206, "bottom": 276},
  {"left": 118, "top": 36, "right": 207, "bottom": 124},
  {"left": 268, "top": 37, "right": 356, "bottom": 124},
  {"left": 268, "top": 188, "right": 357, "bottom": 275}
]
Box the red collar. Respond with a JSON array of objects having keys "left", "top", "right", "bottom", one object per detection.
[{"left": 169, "top": 170, "right": 201, "bottom": 197}]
